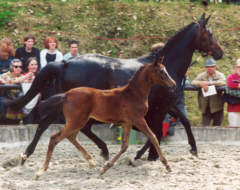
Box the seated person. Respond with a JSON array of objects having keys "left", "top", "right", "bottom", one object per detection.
[
  {"left": 1, "top": 59, "right": 32, "bottom": 124},
  {"left": 21, "top": 57, "right": 41, "bottom": 124}
]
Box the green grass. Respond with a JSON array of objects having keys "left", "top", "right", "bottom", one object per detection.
[{"left": 0, "top": 0, "right": 239, "bottom": 126}]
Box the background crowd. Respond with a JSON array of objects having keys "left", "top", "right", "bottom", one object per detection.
[{"left": 0, "top": 34, "right": 80, "bottom": 124}]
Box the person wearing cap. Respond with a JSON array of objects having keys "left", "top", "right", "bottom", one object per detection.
[
  {"left": 226, "top": 59, "right": 240, "bottom": 127},
  {"left": 191, "top": 58, "right": 226, "bottom": 126}
]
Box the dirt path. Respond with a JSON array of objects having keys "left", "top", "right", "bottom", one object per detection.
[{"left": 1, "top": 141, "right": 240, "bottom": 190}]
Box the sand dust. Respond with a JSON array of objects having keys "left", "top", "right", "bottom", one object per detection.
[{"left": 1, "top": 141, "right": 240, "bottom": 190}]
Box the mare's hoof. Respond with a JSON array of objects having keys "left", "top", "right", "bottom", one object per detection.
[
  {"left": 20, "top": 153, "right": 27, "bottom": 165},
  {"left": 147, "top": 156, "right": 158, "bottom": 161},
  {"left": 190, "top": 149, "right": 198, "bottom": 157},
  {"left": 100, "top": 150, "right": 109, "bottom": 161}
]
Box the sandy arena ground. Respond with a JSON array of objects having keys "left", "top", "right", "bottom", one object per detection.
[{"left": 1, "top": 141, "right": 240, "bottom": 190}]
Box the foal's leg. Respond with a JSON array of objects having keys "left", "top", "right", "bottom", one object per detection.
[
  {"left": 35, "top": 119, "right": 88, "bottom": 180},
  {"left": 100, "top": 126, "right": 131, "bottom": 175},
  {"left": 135, "top": 118, "right": 171, "bottom": 172},
  {"left": 67, "top": 132, "right": 95, "bottom": 168}
]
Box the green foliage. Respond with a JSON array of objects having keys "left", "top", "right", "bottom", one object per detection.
[{"left": 0, "top": 1, "right": 16, "bottom": 27}]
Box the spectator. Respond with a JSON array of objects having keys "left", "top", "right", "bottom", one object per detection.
[
  {"left": 0, "top": 38, "right": 15, "bottom": 74},
  {"left": 226, "top": 59, "right": 240, "bottom": 127},
  {"left": 1, "top": 59, "right": 33, "bottom": 124},
  {"left": 15, "top": 34, "right": 40, "bottom": 72},
  {"left": 63, "top": 40, "right": 80, "bottom": 61},
  {"left": 40, "top": 36, "right": 63, "bottom": 69},
  {"left": 21, "top": 57, "right": 41, "bottom": 124},
  {"left": 191, "top": 58, "right": 226, "bottom": 126}
]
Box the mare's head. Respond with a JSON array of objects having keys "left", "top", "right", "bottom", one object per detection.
[
  {"left": 195, "top": 13, "right": 223, "bottom": 60},
  {"left": 148, "top": 57, "right": 176, "bottom": 90}
]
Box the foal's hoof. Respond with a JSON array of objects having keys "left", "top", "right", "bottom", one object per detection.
[
  {"left": 190, "top": 149, "right": 198, "bottom": 157},
  {"left": 166, "top": 165, "right": 172, "bottom": 172},
  {"left": 20, "top": 153, "right": 27, "bottom": 165},
  {"left": 100, "top": 162, "right": 113, "bottom": 175},
  {"left": 88, "top": 159, "right": 95, "bottom": 168},
  {"left": 35, "top": 169, "right": 45, "bottom": 180}
]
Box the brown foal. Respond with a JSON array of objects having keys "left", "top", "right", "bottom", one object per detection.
[{"left": 35, "top": 57, "right": 176, "bottom": 180}]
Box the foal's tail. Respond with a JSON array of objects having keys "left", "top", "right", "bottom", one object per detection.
[{"left": 39, "top": 93, "right": 66, "bottom": 119}]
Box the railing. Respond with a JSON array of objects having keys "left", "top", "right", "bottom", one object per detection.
[{"left": 184, "top": 85, "right": 226, "bottom": 92}]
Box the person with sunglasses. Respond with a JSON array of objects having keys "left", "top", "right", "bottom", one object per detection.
[{"left": 0, "top": 59, "right": 33, "bottom": 124}]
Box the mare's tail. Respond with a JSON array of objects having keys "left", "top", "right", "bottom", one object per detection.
[
  {"left": 3, "top": 63, "right": 62, "bottom": 111},
  {"left": 39, "top": 93, "right": 66, "bottom": 119}
]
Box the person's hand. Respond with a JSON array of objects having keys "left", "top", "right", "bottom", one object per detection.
[
  {"left": 200, "top": 81, "right": 209, "bottom": 92},
  {"left": 238, "top": 83, "right": 240, "bottom": 89},
  {"left": 0, "top": 78, "right": 5, "bottom": 84}
]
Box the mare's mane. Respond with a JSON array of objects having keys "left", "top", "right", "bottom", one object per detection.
[{"left": 157, "top": 22, "right": 196, "bottom": 57}]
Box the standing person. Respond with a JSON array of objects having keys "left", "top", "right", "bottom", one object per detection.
[
  {"left": 40, "top": 36, "right": 63, "bottom": 69},
  {"left": 1, "top": 59, "right": 32, "bottom": 124},
  {"left": 15, "top": 34, "right": 40, "bottom": 72},
  {"left": 21, "top": 57, "right": 41, "bottom": 124},
  {"left": 0, "top": 38, "right": 15, "bottom": 74},
  {"left": 63, "top": 40, "right": 80, "bottom": 61},
  {"left": 226, "top": 59, "right": 240, "bottom": 127},
  {"left": 191, "top": 58, "right": 226, "bottom": 126},
  {"left": 40, "top": 37, "right": 63, "bottom": 100}
]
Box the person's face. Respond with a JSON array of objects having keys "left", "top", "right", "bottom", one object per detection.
[
  {"left": 69, "top": 44, "right": 78, "bottom": 56},
  {"left": 24, "top": 39, "right": 34, "bottom": 50},
  {"left": 12, "top": 61, "right": 22, "bottom": 76},
  {"left": 235, "top": 63, "right": 240, "bottom": 76},
  {"left": 28, "top": 60, "right": 38, "bottom": 74},
  {"left": 205, "top": 66, "right": 216, "bottom": 76},
  {"left": 48, "top": 40, "right": 57, "bottom": 50}
]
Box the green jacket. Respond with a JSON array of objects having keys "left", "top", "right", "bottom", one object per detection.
[{"left": 191, "top": 71, "right": 226, "bottom": 114}]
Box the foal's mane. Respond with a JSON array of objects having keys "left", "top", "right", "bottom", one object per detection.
[{"left": 127, "top": 64, "right": 148, "bottom": 87}]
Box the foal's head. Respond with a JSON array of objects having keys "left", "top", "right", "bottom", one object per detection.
[
  {"left": 195, "top": 13, "right": 223, "bottom": 60},
  {"left": 148, "top": 57, "right": 176, "bottom": 89}
]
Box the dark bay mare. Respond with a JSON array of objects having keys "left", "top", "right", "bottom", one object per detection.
[
  {"left": 4, "top": 14, "right": 223, "bottom": 164},
  {"left": 35, "top": 58, "right": 175, "bottom": 179}
]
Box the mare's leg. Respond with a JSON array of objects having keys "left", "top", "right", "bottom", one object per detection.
[
  {"left": 67, "top": 132, "right": 95, "bottom": 168},
  {"left": 134, "top": 141, "right": 151, "bottom": 160},
  {"left": 21, "top": 112, "right": 59, "bottom": 165},
  {"left": 169, "top": 105, "right": 197, "bottom": 156},
  {"left": 80, "top": 119, "right": 109, "bottom": 160},
  {"left": 134, "top": 118, "right": 170, "bottom": 172},
  {"left": 100, "top": 126, "right": 131, "bottom": 175}
]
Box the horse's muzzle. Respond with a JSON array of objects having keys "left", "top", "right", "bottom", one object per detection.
[{"left": 212, "top": 49, "right": 223, "bottom": 60}]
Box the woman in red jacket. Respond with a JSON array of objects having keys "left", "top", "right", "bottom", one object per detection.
[{"left": 227, "top": 59, "right": 240, "bottom": 127}]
